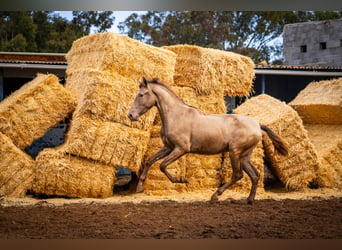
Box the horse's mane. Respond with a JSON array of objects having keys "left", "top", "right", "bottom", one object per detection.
[{"left": 147, "top": 78, "right": 186, "bottom": 105}]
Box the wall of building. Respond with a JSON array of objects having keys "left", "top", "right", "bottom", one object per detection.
[{"left": 283, "top": 19, "right": 342, "bottom": 67}]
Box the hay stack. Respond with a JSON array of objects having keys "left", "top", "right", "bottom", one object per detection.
[
  {"left": 33, "top": 147, "right": 115, "bottom": 198},
  {"left": 289, "top": 78, "right": 342, "bottom": 124},
  {"left": 305, "top": 124, "right": 342, "bottom": 189},
  {"left": 65, "top": 115, "right": 150, "bottom": 173},
  {"left": 0, "top": 73, "right": 76, "bottom": 149},
  {"left": 67, "top": 70, "right": 157, "bottom": 131},
  {"left": 234, "top": 94, "right": 319, "bottom": 190},
  {"left": 0, "top": 132, "right": 35, "bottom": 197},
  {"left": 163, "top": 44, "right": 255, "bottom": 96},
  {"left": 66, "top": 32, "right": 177, "bottom": 85}
]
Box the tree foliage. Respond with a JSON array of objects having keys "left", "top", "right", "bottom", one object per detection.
[
  {"left": 0, "top": 11, "right": 115, "bottom": 53},
  {"left": 118, "top": 11, "right": 342, "bottom": 64}
]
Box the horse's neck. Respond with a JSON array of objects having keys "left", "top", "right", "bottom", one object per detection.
[{"left": 151, "top": 84, "right": 185, "bottom": 125}]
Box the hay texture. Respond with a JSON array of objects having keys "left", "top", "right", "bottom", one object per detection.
[
  {"left": 66, "top": 69, "right": 157, "bottom": 131},
  {"left": 66, "top": 32, "right": 177, "bottom": 84},
  {"left": 234, "top": 94, "right": 319, "bottom": 190},
  {"left": 0, "top": 132, "right": 35, "bottom": 197},
  {"left": 33, "top": 147, "right": 115, "bottom": 198},
  {"left": 0, "top": 74, "right": 76, "bottom": 149},
  {"left": 289, "top": 78, "right": 342, "bottom": 124},
  {"left": 305, "top": 124, "right": 342, "bottom": 189},
  {"left": 163, "top": 44, "right": 255, "bottom": 96},
  {"left": 65, "top": 115, "right": 150, "bottom": 173}
]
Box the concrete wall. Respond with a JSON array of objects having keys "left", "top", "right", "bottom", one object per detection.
[{"left": 283, "top": 19, "right": 342, "bottom": 66}]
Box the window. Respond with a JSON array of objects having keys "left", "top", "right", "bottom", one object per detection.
[
  {"left": 300, "top": 45, "right": 307, "bottom": 53},
  {"left": 320, "top": 42, "right": 327, "bottom": 50}
]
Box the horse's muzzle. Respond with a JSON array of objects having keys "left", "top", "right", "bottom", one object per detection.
[{"left": 128, "top": 113, "right": 138, "bottom": 121}]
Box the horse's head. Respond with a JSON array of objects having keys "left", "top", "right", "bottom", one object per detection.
[{"left": 128, "top": 77, "right": 157, "bottom": 121}]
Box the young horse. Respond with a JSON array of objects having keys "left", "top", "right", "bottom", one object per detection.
[{"left": 128, "top": 77, "right": 288, "bottom": 204}]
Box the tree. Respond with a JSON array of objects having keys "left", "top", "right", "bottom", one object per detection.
[{"left": 118, "top": 11, "right": 342, "bottom": 64}]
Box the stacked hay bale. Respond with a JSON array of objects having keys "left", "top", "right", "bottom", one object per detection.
[
  {"left": 0, "top": 132, "right": 35, "bottom": 197},
  {"left": 0, "top": 73, "right": 76, "bottom": 149},
  {"left": 33, "top": 33, "right": 177, "bottom": 198},
  {"left": 0, "top": 74, "right": 76, "bottom": 197},
  {"left": 143, "top": 44, "right": 260, "bottom": 194},
  {"left": 289, "top": 78, "right": 342, "bottom": 189},
  {"left": 234, "top": 94, "right": 319, "bottom": 190}
]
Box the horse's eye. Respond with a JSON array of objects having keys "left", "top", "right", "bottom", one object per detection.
[{"left": 139, "top": 93, "right": 144, "bottom": 97}]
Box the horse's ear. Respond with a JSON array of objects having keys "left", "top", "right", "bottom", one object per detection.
[{"left": 140, "top": 77, "right": 148, "bottom": 88}]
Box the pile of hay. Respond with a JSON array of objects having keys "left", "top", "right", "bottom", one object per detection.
[
  {"left": 66, "top": 32, "right": 176, "bottom": 85},
  {"left": 289, "top": 78, "right": 342, "bottom": 124},
  {"left": 305, "top": 124, "right": 342, "bottom": 189},
  {"left": 0, "top": 74, "right": 76, "bottom": 149},
  {"left": 0, "top": 132, "right": 35, "bottom": 197},
  {"left": 32, "top": 147, "right": 115, "bottom": 198},
  {"left": 234, "top": 94, "right": 319, "bottom": 190},
  {"left": 63, "top": 33, "right": 177, "bottom": 174},
  {"left": 163, "top": 44, "right": 255, "bottom": 96}
]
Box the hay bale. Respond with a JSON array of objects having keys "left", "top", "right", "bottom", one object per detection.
[
  {"left": 66, "top": 69, "right": 157, "bottom": 131},
  {"left": 0, "top": 74, "right": 76, "bottom": 149},
  {"left": 65, "top": 115, "right": 150, "bottom": 173},
  {"left": 33, "top": 147, "right": 115, "bottom": 198},
  {"left": 289, "top": 78, "right": 342, "bottom": 124},
  {"left": 163, "top": 44, "right": 255, "bottom": 96},
  {"left": 305, "top": 124, "right": 342, "bottom": 189},
  {"left": 0, "top": 132, "right": 35, "bottom": 197},
  {"left": 66, "top": 32, "right": 177, "bottom": 84},
  {"left": 234, "top": 94, "right": 319, "bottom": 190}
]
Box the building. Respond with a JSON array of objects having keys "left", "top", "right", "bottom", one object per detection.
[{"left": 283, "top": 19, "right": 342, "bottom": 67}]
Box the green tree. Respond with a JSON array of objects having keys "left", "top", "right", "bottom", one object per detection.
[{"left": 118, "top": 11, "right": 342, "bottom": 64}]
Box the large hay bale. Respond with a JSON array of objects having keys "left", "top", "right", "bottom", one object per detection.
[
  {"left": 65, "top": 115, "right": 150, "bottom": 173},
  {"left": 66, "top": 70, "right": 157, "bottom": 131},
  {"left": 0, "top": 74, "right": 76, "bottom": 149},
  {"left": 305, "top": 124, "right": 342, "bottom": 189},
  {"left": 0, "top": 132, "right": 35, "bottom": 197},
  {"left": 289, "top": 78, "right": 342, "bottom": 124},
  {"left": 66, "top": 32, "right": 177, "bottom": 84},
  {"left": 234, "top": 94, "right": 319, "bottom": 190},
  {"left": 163, "top": 44, "right": 255, "bottom": 96},
  {"left": 33, "top": 147, "right": 115, "bottom": 198}
]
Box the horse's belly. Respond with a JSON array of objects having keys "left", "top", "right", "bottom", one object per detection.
[{"left": 190, "top": 135, "right": 228, "bottom": 154}]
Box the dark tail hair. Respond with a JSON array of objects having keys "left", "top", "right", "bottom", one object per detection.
[{"left": 260, "top": 124, "right": 288, "bottom": 156}]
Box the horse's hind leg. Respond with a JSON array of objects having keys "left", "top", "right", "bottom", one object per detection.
[
  {"left": 210, "top": 151, "right": 243, "bottom": 202},
  {"left": 241, "top": 153, "right": 260, "bottom": 205}
]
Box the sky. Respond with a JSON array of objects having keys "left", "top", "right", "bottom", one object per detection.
[{"left": 58, "top": 11, "right": 146, "bottom": 34}]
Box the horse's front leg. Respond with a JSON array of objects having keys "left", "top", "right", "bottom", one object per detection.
[
  {"left": 136, "top": 146, "right": 172, "bottom": 193},
  {"left": 159, "top": 147, "right": 188, "bottom": 183}
]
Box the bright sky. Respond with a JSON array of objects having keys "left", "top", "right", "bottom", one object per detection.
[{"left": 58, "top": 11, "right": 147, "bottom": 34}]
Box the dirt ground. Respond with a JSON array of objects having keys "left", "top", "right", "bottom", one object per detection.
[{"left": 1, "top": 188, "right": 342, "bottom": 239}]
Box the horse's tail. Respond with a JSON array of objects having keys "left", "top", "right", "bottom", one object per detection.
[{"left": 260, "top": 124, "right": 288, "bottom": 156}]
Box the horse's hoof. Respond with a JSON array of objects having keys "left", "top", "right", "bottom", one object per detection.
[
  {"left": 247, "top": 199, "right": 254, "bottom": 205},
  {"left": 136, "top": 183, "right": 144, "bottom": 193},
  {"left": 179, "top": 177, "right": 188, "bottom": 183},
  {"left": 210, "top": 194, "right": 219, "bottom": 203}
]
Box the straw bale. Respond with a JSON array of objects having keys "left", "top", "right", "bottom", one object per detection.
[
  {"left": 0, "top": 74, "right": 77, "bottom": 149},
  {"left": 289, "top": 78, "right": 342, "bottom": 124},
  {"left": 66, "top": 69, "right": 157, "bottom": 131},
  {"left": 0, "top": 132, "right": 35, "bottom": 197},
  {"left": 65, "top": 115, "right": 150, "bottom": 173},
  {"left": 32, "top": 147, "right": 115, "bottom": 198},
  {"left": 234, "top": 94, "right": 319, "bottom": 190},
  {"left": 66, "top": 32, "right": 177, "bottom": 85},
  {"left": 305, "top": 124, "right": 342, "bottom": 189},
  {"left": 219, "top": 140, "right": 265, "bottom": 192},
  {"left": 163, "top": 44, "right": 255, "bottom": 96}
]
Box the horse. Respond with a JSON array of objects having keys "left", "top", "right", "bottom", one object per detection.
[{"left": 128, "top": 77, "right": 288, "bottom": 204}]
